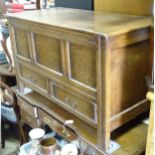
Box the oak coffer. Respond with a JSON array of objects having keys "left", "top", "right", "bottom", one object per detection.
[{"left": 7, "top": 8, "right": 152, "bottom": 153}]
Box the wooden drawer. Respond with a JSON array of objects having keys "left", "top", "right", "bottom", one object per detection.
[
  {"left": 20, "top": 109, "right": 40, "bottom": 128},
  {"left": 17, "top": 96, "right": 38, "bottom": 118},
  {"left": 51, "top": 83, "right": 97, "bottom": 124},
  {"left": 38, "top": 109, "right": 77, "bottom": 142},
  {"left": 20, "top": 65, "right": 47, "bottom": 92}
]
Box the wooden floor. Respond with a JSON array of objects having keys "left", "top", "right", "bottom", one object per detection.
[{"left": 112, "top": 116, "right": 148, "bottom": 155}]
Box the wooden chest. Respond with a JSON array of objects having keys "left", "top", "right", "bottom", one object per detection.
[{"left": 7, "top": 8, "right": 152, "bottom": 153}]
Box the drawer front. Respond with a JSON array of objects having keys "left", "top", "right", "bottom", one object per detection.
[
  {"left": 21, "top": 109, "right": 40, "bottom": 128},
  {"left": 17, "top": 97, "right": 38, "bottom": 118},
  {"left": 38, "top": 109, "right": 77, "bottom": 141},
  {"left": 20, "top": 65, "right": 47, "bottom": 91},
  {"left": 51, "top": 83, "right": 97, "bottom": 123}
]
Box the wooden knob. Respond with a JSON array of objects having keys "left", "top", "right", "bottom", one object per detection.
[
  {"left": 30, "top": 76, "right": 37, "bottom": 83},
  {"left": 72, "top": 102, "right": 77, "bottom": 109},
  {"left": 26, "top": 116, "right": 31, "bottom": 122}
]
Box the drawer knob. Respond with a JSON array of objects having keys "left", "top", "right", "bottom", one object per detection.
[
  {"left": 21, "top": 103, "right": 28, "bottom": 110},
  {"left": 26, "top": 116, "right": 31, "bottom": 122},
  {"left": 65, "top": 97, "right": 69, "bottom": 104},
  {"left": 72, "top": 102, "right": 77, "bottom": 109},
  {"left": 30, "top": 76, "right": 37, "bottom": 83},
  {"left": 44, "top": 117, "right": 51, "bottom": 124},
  {"left": 62, "top": 120, "right": 74, "bottom": 138}
]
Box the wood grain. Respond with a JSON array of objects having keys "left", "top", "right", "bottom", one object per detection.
[
  {"left": 146, "top": 92, "right": 154, "bottom": 155},
  {"left": 6, "top": 8, "right": 152, "bottom": 36},
  {"left": 18, "top": 91, "right": 97, "bottom": 144},
  {"left": 7, "top": 8, "right": 152, "bottom": 154}
]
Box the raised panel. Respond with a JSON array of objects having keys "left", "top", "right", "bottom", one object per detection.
[
  {"left": 14, "top": 28, "right": 30, "bottom": 59},
  {"left": 34, "top": 33, "right": 62, "bottom": 73},
  {"left": 52, "top": 83, "right": 97, "bottom": 122},
  {"left": 69, "top": 43, "right": 97, "bottom": 88},
  {"left": 110, "top": 41, "right": 150, "bottom": 116}
]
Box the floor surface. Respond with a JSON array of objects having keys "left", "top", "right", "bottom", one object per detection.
[{"left": 0, "top": 125, "right": 20, "bottom": 155}]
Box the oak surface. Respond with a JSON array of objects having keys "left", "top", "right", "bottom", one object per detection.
[
  {"left": 7, "top": 8, "right": 152, "bottom": 35},
  {"left": 7, "top": 8, "right": 152, "bottom": 153},
  {"left": 146, "top": 92, "right": 154, "bottom": 155}
]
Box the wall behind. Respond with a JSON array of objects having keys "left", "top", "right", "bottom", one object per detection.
[{"left": 94, "top": 0, "right": 153, "bottom": 16}]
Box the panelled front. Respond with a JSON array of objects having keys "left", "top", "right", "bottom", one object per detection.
[
  {"left": 12, "top": 21, "right": 99, "bottom": 127},
  {"left": 17, "top": 62, "right": 97, "bottom": 126},
  {"left": 12, "top": 21, "right": 98, "bottom": 94}
]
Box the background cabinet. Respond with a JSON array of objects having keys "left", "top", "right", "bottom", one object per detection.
[
  {"left": 94, "top": 0, "right": 153, "bottom": 16},
  {"left": 55, "top": 0, "right": 93, "bottom": 10}
]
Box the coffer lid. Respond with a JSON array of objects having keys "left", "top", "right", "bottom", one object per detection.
[{"left": 6, "top": 7, "right": 152, "bottom": 36}]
